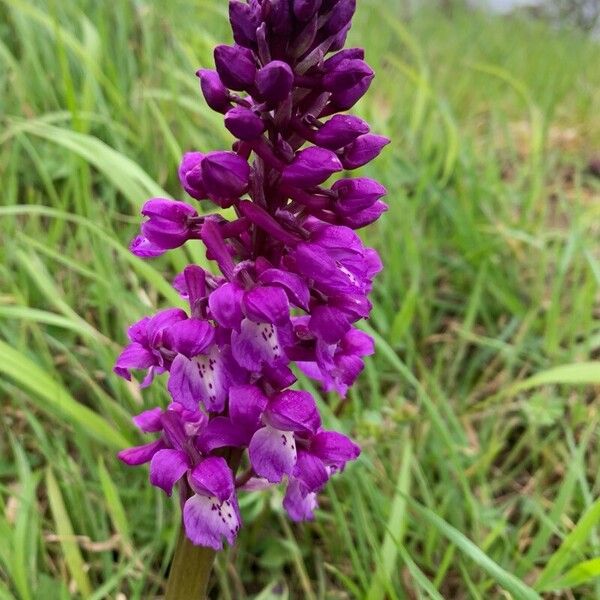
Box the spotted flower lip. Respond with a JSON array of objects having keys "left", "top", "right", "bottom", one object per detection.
[{"left": 115, "top": 0, "right": 388, "bottom": 549}]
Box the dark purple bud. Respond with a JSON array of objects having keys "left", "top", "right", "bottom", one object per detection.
[
  {"left": 140, "top": 198, "right": 198, "bottom": 250},
  {"left": 328, "top": 23, "right": 351, "bottom": 51},
  {"left": 332, "top": 177, "right": 387, "bottom": 214},
  {"left": 178, "top": 152, "right": 206, "bottom": 200},
  {"left": 225, "top": 107, "right": 266, "bottom": 140},
  {"left": 267, "top": 0, "right": 293, "bottom": 35},
  {"left": 323, "top": 59, "right": 373, "bottom": 93},
  {"left": 256, "top": 60, "right": 294, "bottom": 104},
  {"left": 340, "top": 201, "right": 388, "bottom": 229},
  {"left": 229, "top": 0, "right": 260, "bottom": 48},
  {"left": 281, "top": 147, "right": 343, "bottom": 187},
  {"left": 313, "top": 114, "right": 369, "bottom": 149},
  {"left": 196, "top": 69, "right": 231, "bottom": 113},
  {"left": 323, "top": 47, "right": 365, "bottom": 70},
  {"left": 341, "top": 134, "right": 390, "bottom": 169},
  {"left": 201, "top": 151, "right": 250, "bottom": 207},
  {"left": 321, "top": 0, "right": 356, "bottom": 36},
  {"left": 214, "top": 45, "right": 257, "bottom": 91},
  {"left": 293, "top": 0, "right": 322, "bottom": 21}
]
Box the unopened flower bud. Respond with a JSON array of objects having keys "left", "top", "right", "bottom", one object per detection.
[
  {"left": 256, "top": 60, "right": 294, "bottom": 104},
  {"left": 214, "top": 44, "right": 257, "bottom": 91},
  {"left": 140, "top": 198, "right": 198, "bottom": 250},
  {"left": 229, "top": 0, "right": 260, "bottom": 48},
  {"left": 196, "top": 69, "right": 231, "bottom": 113},
  {"left": 293, "top": 0, "right": 322, "bottom": 21},
  {"left": 313, "top": 114, "right": 369, "bottom": 149},
  {"left": 201, "top": 151, "right": 250, "bottom": 207},
  {"left": 332, "top": 177, "right": 387, "bottom": 214},
  {"left": 282, "top": 147, "right": 343, "bottom": 187},
  {"left": 179, "top": 152, "right": 206, "bottom": 200},
  {"left": 323, "top": 59, "right": 373, "bottom": 94},
  {"left": 340, "top": 134, "right": 390, "bottom": 169},
  {"left": 225, "top": 107, "right": 266, "bottom": 140},
  {"left": 321, "top": 0, "right": 356, "bottom": 36}
]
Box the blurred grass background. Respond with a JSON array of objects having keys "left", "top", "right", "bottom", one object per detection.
[{"left": 1, "top": 0, "right": 599, "bottom": 598}]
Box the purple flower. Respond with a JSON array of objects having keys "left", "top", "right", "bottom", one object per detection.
[
  {"left": 184, "top": 457, "right": 241, "bottom": 550},
  {"left": 115, "top": 0, "right": 388, "bottom": 549},
  {"left": 249, "top": 390, "right": 320, "bottom": 482}
]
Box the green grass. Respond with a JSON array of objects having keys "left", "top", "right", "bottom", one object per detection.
[{"left": 1, "top": 0, "right": 599, "bottom": 598}]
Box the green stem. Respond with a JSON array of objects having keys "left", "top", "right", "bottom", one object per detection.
[{"left": 165, "top": 527, "right": 216, "bottom": 600}]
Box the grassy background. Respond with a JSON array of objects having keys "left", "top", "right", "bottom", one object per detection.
[{"left": 1, "top": 0, "right": 599, "bottom": 598}]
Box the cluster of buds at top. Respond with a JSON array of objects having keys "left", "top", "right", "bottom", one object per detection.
[{"left": 116, "top": 0, "right": 388, "bottom": 551}]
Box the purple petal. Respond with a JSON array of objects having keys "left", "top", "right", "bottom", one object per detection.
[
  {"left": 258, "top": 269, "right": 310, "bottom": 310},
  {"left": 266, "top": 390, "right": 321, "bottom": 434},
  {"left": 189, "top": 456, "right": 234, "bottom": 501},
  {"left": 309, "top": 305, "right": 351, "bottom": 344},
  {"left": 129, "top": 235, "right": 166, "bottom": 258},
  {"left": 117, "top": 438, "right": 165, "bottom": 466},
  {"left": 243, "top": 286, "right": 290, "bottom": 326},
  {"left": 229, "top": 384, "right": 268, "bottom": 427},
  {"left": 196, "top": 347, "right": 231, "bottom": 412},
  {"left": 208, "top": 282, "right": 244, "bottom": 329},
  {"left": 132, "top": 407, "right": 163, "bottom": 432},
  {"left": 249, "top": 425, "right": 297, "bottom": 483},
  {"left": 126, "top": 317, "right": 150, "bottom": 344},
  {"left": 113, "top": 343, "right": 155, "bottom": 380},
  {"left": 146, "top": 308, "right": 188, "bottom": 347},
  {"left": 283, "top": 478, "right": 318, "bottom": 522},
  {"left": 197, "top": 416, "right": 251, "bottom": 452},
  {"left": 310, "top": 431, "right": 360, "bottom": 470},
  {"left": 341, "top": 134, "right": 390, "bottom": 170},
  {"left": 256, "top": 60, "right": 294, "bottom": 104},
  {"left": 293, "top": 450, "right": 329, "bottom": 492},
  {"left": 231, "top": 319, "right": 286, "bottom": 371},
  {"left": 183, "top": 493, "right": 240, "bottom": 550},
  {"left": 167, "top": 354, "right": 202, "bottom": 411},
  {"left": 163, "top": 319, "right": 215, "bottom": 358},
  {"left": 149, "top": 449, "right": 189, "bottom": 496}
]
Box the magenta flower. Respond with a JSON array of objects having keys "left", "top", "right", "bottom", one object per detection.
[{"left": 115, "top": 0, "right": 388, "bottom": 551}]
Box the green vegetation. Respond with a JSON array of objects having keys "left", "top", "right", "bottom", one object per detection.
[{"left": 1, "top": 0, "right": 599, "bottom": 597}]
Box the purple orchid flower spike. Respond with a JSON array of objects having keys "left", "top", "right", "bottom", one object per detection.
[{"left": 114, "top": 0, "right": 388, "bottom": 570}]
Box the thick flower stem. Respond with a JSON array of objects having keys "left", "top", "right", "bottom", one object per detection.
[{"left": 165, "top": 528, "right": 216, "bottom": 600}]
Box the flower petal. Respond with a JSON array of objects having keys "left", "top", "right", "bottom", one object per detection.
[
  {"left": 249, "top": 425, "right": 297, "bottom": 483},
  {"left": 163, "top": 319, "right": 215, "bottom": 358},
  {"left": 149, "top": 449, "right": 189, "bottom": 496},
  {"left": 258, "top": 268, "right": 310, "bottom": 311},
  {"left": 293, "top": 450, "right": 329, "bottom": 492},
  {"left": 310, "top": 431, "right": 360, "bottom": 470},
  {"left": 208, "top": 282, "right": 244, "bottom": 329},
  {"left": 242, "top": 286, "right": 290, "bottom": 326},
  {"left": 183, "top": 493, "right": 240, "bottom": 550},
  {"left": 228, "top": 384, "right": 268, "bottom": 428},
  {"left": 231, "top": 319, "right": 285, "bottom": 371},
  {"left": 132, "top": 407, "right": 163, "bottom": 432},
  {"left": 283, "top": 478, "right": 318, "bottom": 522},
  {"left": 167, "top": 354, "right": 202, "bottom": 412},
  {"left": 189, "top": 456, "right": 234, "bottom": 501},
  {"left": 266, "top": 390, "right": 321, "bottom": 433},
  {"left": 113, "top": 343, "right": 155, "bottom": 380},
  {"left": 117, "top": 438, "right": 165, "bottom": 466}
]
